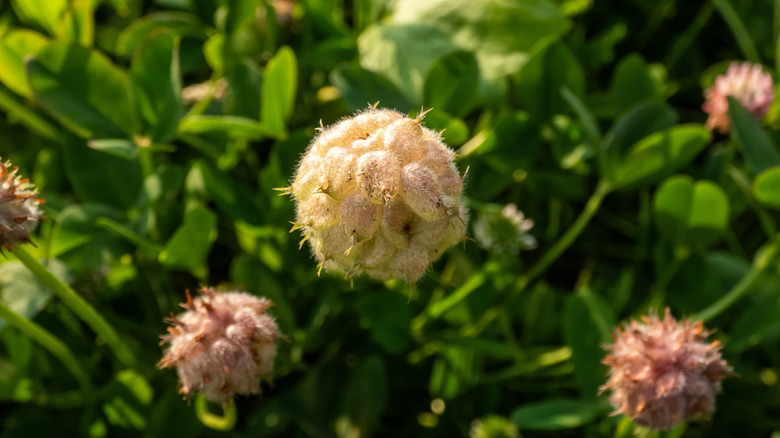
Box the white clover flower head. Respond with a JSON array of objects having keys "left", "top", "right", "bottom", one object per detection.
[
  {"left": 702, "top": 61, "right": 774, "bottom": 133},
  {"left": 601, "top": 308, "right": 734, "bottom": 431},
  {"left": 285, "top": 107, "right": 468, "bottom": 283},
  {"left": 159, "top": 287, "right": 281, "bottom": 403},
  {"left": 0, "top": 159, "right": 44, "bottom": 250},
  {"left": 473, "top": 203, "right": 536, "bottom": 255}
]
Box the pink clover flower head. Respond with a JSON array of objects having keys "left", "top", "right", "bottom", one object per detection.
[
  {"left": 0, "top": 159, "right": 44, "bottom": 250},
  {"left": 703, "top": 61, "right": 774, "bottom": 133},
  {"left": 159, "top": 287, "right": 281, "bottom": 403},
  {"left": 601, "top": 308, "right": 733, "bottom": 431}
]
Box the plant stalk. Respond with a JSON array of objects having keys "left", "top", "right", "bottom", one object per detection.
[
  {"left": 463, "top": 179, "right": 612, "bottom": 335},
  {"left": 14, "top": 246, "right": 136, "bottom": 369},
  {"left": 0, "top": 301, "right": 92, "bottom": 395}
]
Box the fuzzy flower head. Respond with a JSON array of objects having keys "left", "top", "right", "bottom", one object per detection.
[
  {"left": 0, "top": 160, "right": 44, "bottom": 250},
  {"left": 702, "top": 61, "right": 774, "bottom": 133},
  {"left": 601, "top": 308, "right": 733, "bottom": 431},
  {"left": 159, "top": 287, "right": 281, "bottom": 403},
  {"left": 284, "top": 107, "right": 467, "bottom": 283}
]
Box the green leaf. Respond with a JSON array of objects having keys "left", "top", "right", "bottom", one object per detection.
[
  {"left": 419, "top": 108, "right": 469, "bottom": 145},
  {"left": 754, "top": 166, "right": 780, "bottom": 208},
  {"left": 192, "top": 161, "right": 265, "bottom": 226},
  {"left": 467, "top": 112, "right": 541, "bottom": 174},
  {"left": 357, "top": 24, "right": 460, "bottom": 105},
  {"left": 131, "top": 30, "right": 182, "bottom": 143},
  {"left": 383, "top": 0, "right": 570, "bottom": 102},
  {"left": 561, "top": 87, "right": 601, "bottom": 151},
  {"left": 331, "top": 64, "right": 411, "bottom": 112},
  {"left": 654, "top": 175, "right": 730, "bottom": 247},
  {"left": 0, "top": 260, "right": 71, "bottom": 330},
  {"left": 354, "top": 291, "right": 412, "bottom": 354},
  {"left": 337, "top": 356, "right": 387, "bottom": 438},
  {"left": 49, "top": 203, "right": 122, "bottom": 257},
  {"left": 728, "top": 285, "right": 780, "bottom": 353},
  {"left": 261, "top": 46, "right": 297, "bottom": 137},
  {"left": 602, "top": 101, "right": 677, "bottom": 180},
  {"left": 563, "top": 291, "right": 614, "bottom": 398},
  {"left": 115, "top": 12, "right": 209, "bottom": 55},
  {"left": 102, "top": 370, "right": 153, "bottom": 430},
  {"left": 423, "top": 50, "right": 479, "bottom": 118},
  {"left": 510, "top": 398, "right": 601, "bottom": 430},
  {"left": 225, "top": 58, "right": 261, "bottom": 119},
  {"left": 61, "top": 136, "right": 143, "bottom": 209},
  {"left": 202, "top": 34, "right": 224, "bottom": 74},
  {"left": 710, "top": 0, "right": 760, "bottom": 63},
  {"left": 158, "top": 206, "right": 217, "bottom": 274},
  {"left": 667, "top": 253, "right": 745, "bottom": 313},
  {"left": 87, "top": 139, "right": 137, "bottom": 159},
  {"left": 0, "top": 29, "right": 48, "bottom": 97},
  {"left": 27, "top": 42, "right": 137, "bottom": 138},
  {"left": 10, "top": 0, "right": 67, "bottom": 35},
  {"left": 56, "top": 0, "right": 95, "bottom": 47},
  {"left": 515, "top": 42, "right": 585, "bottom": 121},
  {"left": 179, "top": 115, "right": 267, "bottom": 139},
  {"left": 610, "top": 54, "right": 658, "bottom": 112},
  {"left": 728, "top": 97, "right": 780, "bottom": 173},
  {"left": 613, "top": 124, "right": 711, "bottom": 188}
]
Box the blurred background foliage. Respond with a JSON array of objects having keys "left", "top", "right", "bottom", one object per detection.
[{"left": 0, "top": 0, "right": 780, "bottom": 437}]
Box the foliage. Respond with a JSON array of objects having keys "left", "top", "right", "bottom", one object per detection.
[{"left": 0, "top": 0, "right": 779, "bottom": 437}]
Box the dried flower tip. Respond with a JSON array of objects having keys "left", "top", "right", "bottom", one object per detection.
[
  {"left": 288, "top": 107, "right": 468, "bottom": 283},
  {"left": 0, "top": 159, "right": 44, "bottom": 251},
  {"left": 181, "top": 77, "right": 228, "bottom": 105},
  {"left": 159, "top": 287, "right": 282, "bottom": 403},
  {"left": 702, "top": 61, "right": 774, "bottom": 133},
  {"left": 601, "top": 308, "right": 734, "bottom": 431}
]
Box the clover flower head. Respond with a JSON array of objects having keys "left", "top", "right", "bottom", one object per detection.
[
  {"left": 473, "top": 203, "right": 536, "bottom": 255},
  {"left": 0, "top": 159, "right": 44, "bottom": 250},
  {"left": 159, "top": 287, "right": 281, "bottom": 403},
  {"left": 703, "top": 61, "right": 774, "bottom": 133},
  {"left": 601, "top": 308, "right": 733, "bottom": 430},
  {"left": 285, "top": 107, "right": 468, "bottom": 283}
]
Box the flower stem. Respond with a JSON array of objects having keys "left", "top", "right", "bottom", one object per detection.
[
  {"left": 462, "top": 179, "right": 612, "bottom": 336},
  {"left": 0, "top": 301, "right": 92, "bottom": 395},
  {"left": 0, "top": 88, "right": 61, "bottom": 142},
  {"left": 13, "top": 246, "right": 137, "bottom": 369},
  {"left": 694, "top": 243, "right": 778, "bottom": 322},
  {"left": 195, "top": 395, "right": 237, "bottom": 430},
  {"left": 524, "top": 179, "right": 612, "bottom": 284}
]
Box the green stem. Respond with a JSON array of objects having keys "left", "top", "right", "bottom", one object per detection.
[
  {"left": 0, "top": 88, "right": 61, "bottom": 142},
  {"left": 14, "top": 246, "right": 136, "bottom": 369},
  {"left": 694, "top": 261, "right": 763, "bottom": 322},
  {"left": 694, "top": 244, "right": 778, "bottom": 321},
  {"left": 95, "top": 217, "right": 163, "bottom": 255},
  {"left": 462, "top": 179, "right": 612, "bottom": 335},
  {"left": 0, "top": 302, "right": 92, "bottom": 395},
  {"left": 522, "top": 179, "right": 612, "bottom": 285},
  {"left": 195, "top": 395, "right": 237, "bottom": 430},
  {"left": 633, "top": 246, "right": 689, "bottom": 317},
  {"left": 711, "top": 0, "right": 761, "bottom": 62},
  {"left": 728, "top": 165, "right": 777, "bottom": 240},
  {"left": 665, "top": 3, "right": 714, "bottom": 69}
]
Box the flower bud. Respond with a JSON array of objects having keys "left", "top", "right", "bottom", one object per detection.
[
  {"left": 286, "top": 108, "right": 468, "bottom": 283},
  {"left": 601, "top": 308, "right": 733, "bottom": 430},
  {"left": 159, "top": 287, "right": 281, "bottom": 403},
  {"left": 0, "top": 160, "right": 44, "bottom": 250},
  {"left": 702, "top": 61, "right": 774, "bottom": 133}
]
